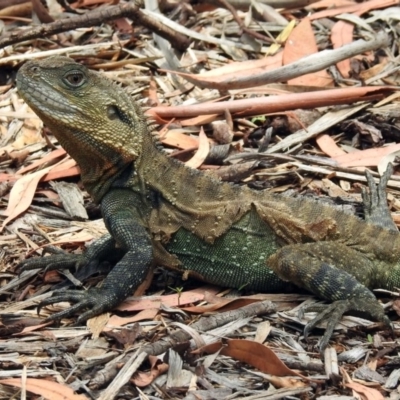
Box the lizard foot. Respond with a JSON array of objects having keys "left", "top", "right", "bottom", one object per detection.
[
  {"left": 19, "top": 252, "right": 88, "bottom": 273},
  {"left": 362, "top": 163, "right": 397, "bottom": 231},
  {"left": 38, "top": 287, "right": 119, "bottom": 323},
  {"left": 18, "top": 234, "right": 119, "bottom": 274},
  {"left": 302, "top": 299, "right": 392, "bottom": 353}
]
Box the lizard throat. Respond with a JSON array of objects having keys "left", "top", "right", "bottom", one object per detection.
[{"left": 57, "top": 130, "right": 137, "bottom": 203}]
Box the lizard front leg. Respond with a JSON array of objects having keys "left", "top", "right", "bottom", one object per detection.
[
  {"left": 268, "top": 242, "right": 391, "bottom": 352},
  {"left": 32, "top": 189, "right": 153, "bottom": 323}
]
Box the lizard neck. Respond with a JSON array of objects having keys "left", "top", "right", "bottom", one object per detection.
[
  {"left": 136, "top": 132, "right": 227, "bottom": 203},
  {"left": 58, "top": 129, "right": 136, "bottom": 204}
]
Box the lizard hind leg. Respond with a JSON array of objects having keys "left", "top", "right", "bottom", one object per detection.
[
  {"left": 267, "top": 242, "right": 391, "bottom": 353},
  {"left": 362, "top": 163, "right": 397, "bottom": 232}
]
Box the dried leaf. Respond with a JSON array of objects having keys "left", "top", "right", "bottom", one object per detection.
[
  {"left": 377, "top": 149, "right": 400, "bottom": 175},
  {"left": 333, "top": 143, "right": 400, "bottom": 167},
  {"left": 310, "top": 0, "right": 399, "bottom": 20},
  {"left": 195, "top": 339, "right": 309, "bottom": 380},
  {"left": 42, "top": 159, "right": 79, "bottom": 181},
  {"left": 104, "top": 323, "right": 142, "bottom": 347},
  {"left": 17, "top": 148, "right": 66, "bottom": 174},
  {"left": 131, "top": 355, "right": 169, "bottom": 387},
  {"left": 316, "top": 134, "right": 347, "bottom": 157},
  {"left": 284, "top": 18, "right": 333, "bottom": 86},
  {"left": 345, "top": 381, "right": 385, "bottom": 400},
  {"left": 254, "top": 321, "right": 272, "bottom": 344},
  {"left": 331, "top": 20, "right": 354, "bottom": 78},
  {"left": 185, "top": 128, "right": 210, "bottom": 168},
  {"left": 265, "top": 375, "right": 308, "bottom": 389},
  {"left": 159, "top": 129, "right": 199, "bottom": 149},
  {"left": 181, "top": 296, "right": 261, "bottom": 313},
  {"left": 0, "top": 378, "right": 87, "bottom": 400},
  {"left": 116, "top": 286, "right": 220, "bottom": 312},
  {"left": 87, "top": 313, "right": 110, "bottom": 338},
  {"left": 1, "top": 166, "right": 52, "bottom": 231}
]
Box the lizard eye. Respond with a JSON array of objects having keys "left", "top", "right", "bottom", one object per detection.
[{"left": 63, "top": 71, "right": 85, "bottom": 87}]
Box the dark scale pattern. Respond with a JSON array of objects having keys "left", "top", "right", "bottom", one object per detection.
[
  {"left": 166, "top": 208, "right": 290, "bottom": 292},
  {"left": 268, "top": 242, "right": 378, "bottom": 301}
]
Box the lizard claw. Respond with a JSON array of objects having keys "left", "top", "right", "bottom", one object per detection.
[
  {"left": 302, "top": 299, "right": 392, "bottom": 354},
  {"left": 361, "top": 163, "right": 397, "bottom": 231},
  {"left": 19, "top": 253, "right": 87, "bottom": 274},
  {"left": 38, "top": 288, "right": 120, "bottom": 323},
  {"left": 19, "top": 235, "right": 117, "bottom": 275}
]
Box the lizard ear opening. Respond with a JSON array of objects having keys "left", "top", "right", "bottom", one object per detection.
[
  {"left": 106, "top": 105, "right": 131, "bottom": 124},
  {"left": 107, "top": 105, "right": 122, "bottom": 120}
]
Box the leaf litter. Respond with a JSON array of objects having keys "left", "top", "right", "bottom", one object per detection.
[{"left": 0, "top": 0, "right": 400, "bottom": 399}]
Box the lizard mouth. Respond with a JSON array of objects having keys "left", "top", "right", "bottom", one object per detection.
[{"left": 17, "top": 73, "right": 79, "bottom": 116}]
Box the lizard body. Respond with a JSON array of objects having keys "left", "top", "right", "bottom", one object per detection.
[{"left": 16, "top": 57, "right": 398, "bottom": 350}]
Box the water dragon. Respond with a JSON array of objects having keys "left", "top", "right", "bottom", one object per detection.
[{"left": 16, "top": 57, "right": 399, "bottom": 351}]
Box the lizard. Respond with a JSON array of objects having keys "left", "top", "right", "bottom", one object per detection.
[{"left": 16, "top": 56, "right": 399, "bottom": 351}]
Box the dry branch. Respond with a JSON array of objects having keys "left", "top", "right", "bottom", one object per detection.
[
  {"left": 204, "top": 0, "right": 322, "bottom": 9},
  {"left": 177, "top": 31, "right": 389, "bottom": 90},
  {"left": 149, "top": 86, "right": 395, "bottom": 119},
  {"left": 0, "top": 2, "right": 190, "bottom": 51},
  {"left": 90, "top": 300, "right": 276, "bottom": 389}
]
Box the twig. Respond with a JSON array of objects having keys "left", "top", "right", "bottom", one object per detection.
[
  {"left": 213, "top": 0, "right": 273, "bottom": 43},
  {"left": 89, "top": 299, "right": 276, "bottom": 389},
  {"left": 148, "top": 86, "right": 395, "bottom": 119},
  {"left": 0, "top": 2, "right": 190, "bottom": 51},
  {"left": 141, "top": 8, "right": 257, "bottom": 50},
  {"left": 200, "top": 0, "right": 322, "bottom": 9},
  {"left": 97, "top": 349, "right": 148, "bottom": 400},
  {"left": 266, "top": 103, "right": 367, "bottom": 153},
  {"left": 172, "top": 31, "right": 389, "bottom": 90}
]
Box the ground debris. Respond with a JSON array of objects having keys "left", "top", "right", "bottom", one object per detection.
[{"left": 0, "top": 0, "right": 399, "bottom": 398}]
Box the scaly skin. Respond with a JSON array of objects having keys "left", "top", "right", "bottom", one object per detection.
[{"left": 16, "top": 57, "right": 398, "bottom": 352}]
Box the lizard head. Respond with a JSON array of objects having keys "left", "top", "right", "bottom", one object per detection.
[{"left": 17, "top": 56, "right": 149, "bottom": 201}]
